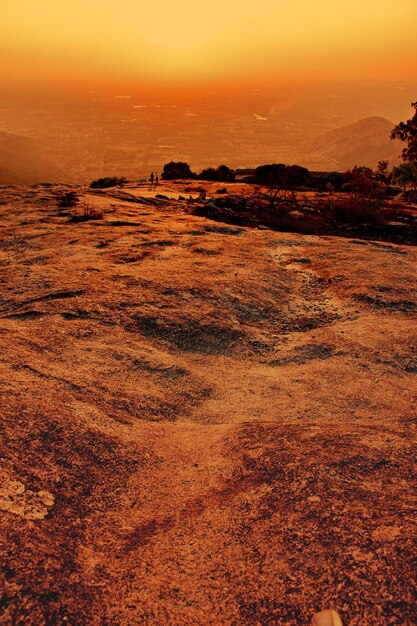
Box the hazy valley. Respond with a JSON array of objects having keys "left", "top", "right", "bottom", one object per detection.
[{"left": 0, "top": 81, "right": 414, "bottom": 184}]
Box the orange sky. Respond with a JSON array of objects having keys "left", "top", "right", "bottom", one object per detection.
[{"left": 1, "top": 0, "right": 417, "bottom": 87}]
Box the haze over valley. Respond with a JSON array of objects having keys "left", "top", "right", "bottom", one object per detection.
[{"left": 0, "top": 80, "right": 414, "bottom": 183}]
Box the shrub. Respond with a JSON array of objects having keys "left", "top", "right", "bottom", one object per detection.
[
  {"left": 342, "top": 167, "right": 380, "bottom": 196},
  {"left": 198, "top": 165, "right": 235, "bottom": 182},
  {"left": 216, "top": 165, "right": 235, "bottom": 182},
  {"left": 322, "top": 172, "right": 346, "bottom": 191},
  {"left": 199, "top": 167, "right": 217, "bottom": 181},
  {"left": 285, "top": 165, "right": 310, "bottom": 187},
  {"left": 253, "top": 163, "right": 309, "bottom": 188},
  {"left": 69, "top": 205, "right": 103, "bottom": 223},
  {"left": 251, "top": 186, "right": 299, "bottom": 212},
  {"left": 58, "top": 191, "right": 79, "bottom": 208},
  {"left": 310, "top": 167, "right": 387, "bottom": 226},
  {"left": 161, "top": 162, "right": 196, "bottom": 180},
  {"left": 90, "top": 177, "right": 126, "bottom": 189},
  {"left": 254, "top": 163, "right": 286, "bottom": 186},
  {"left": 376, "top": 160, "right": 391, "bottom": 185},
  {"left": 265, "top": 211, "right": 325, "bottom": 235},
  {"left": 392, "top": 163, "right": 417, "bottom": 191},
  {"left": 401, "top": 189, "right": 417, "bottom": 204},
  {"left": 319, "top": 195, "right": 386, "bottom": 226},
  {"left": 390, "top": 102, "right": 417, "bottom": 163}
]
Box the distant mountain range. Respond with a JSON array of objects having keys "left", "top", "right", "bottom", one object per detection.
[
  {"left": 0, "top": 115, "right": 406, "bottom": 183},
  {"left": 0, "top": 131, "right": 63, "bottom": 184},
  {"left": 308, "top": 116, "right": 403, "bottom": 170}
]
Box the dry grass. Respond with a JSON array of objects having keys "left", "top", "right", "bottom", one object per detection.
[{"left": 68, "top": 203, "right": 104, "bottom": 222}]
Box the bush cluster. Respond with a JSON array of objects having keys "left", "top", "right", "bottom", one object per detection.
[
  {"left": 253, "top": 163, "right": 309, "bottom": 188},
  {"left": 69, "top": 206, "right": 103, "bottom": 222},
  {"left": 57, "top": 191, "right": 79, "bottom": 208},
  {"left": 90, "top": 177, "right": 126, "bottom": 189},
  {"left": 161, "top": 161, "right": 235, "bottom": 182},
  {"left": 319, "top": 196, "right": 386, "bottom": 226}
]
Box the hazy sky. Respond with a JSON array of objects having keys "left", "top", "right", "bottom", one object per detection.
[{"left": 2, "top": 0, "right": 417, "bottom": 87}]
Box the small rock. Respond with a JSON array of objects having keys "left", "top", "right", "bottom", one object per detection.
[{"left": 312, "top": 609, "right": 343, "bottom": 626}]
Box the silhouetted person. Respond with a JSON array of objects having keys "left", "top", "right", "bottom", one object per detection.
[
  {"left": 156, "top": 174, "right": 159, "bottom": 185},
  {"left": 150, "top": 172, "right": 154, "bottom": 185}
]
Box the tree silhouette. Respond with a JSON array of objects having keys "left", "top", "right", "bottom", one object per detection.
[
  {"left": 392, "top": 163, "right": 417, "bottom": 191},
  {"left": 391, "top": 102, "right": 417, "bottom": 163},
  {"left": 162, "top": 161, "right": 195, "bottom": 180},
  {"left": 254, "top": 163, "right": 309, "bottom": 188},
  {"left": 254, "top": 163, "right": 286, "bottom": 186},
  {"left": 90, "top": 177, "right": 125, "bottom": 189},
  {"left": 215, "top": 165, "right": 235, "bottom": 182},
  {"left": 376, "top": 160, "right": 391, "bottom": 185}
]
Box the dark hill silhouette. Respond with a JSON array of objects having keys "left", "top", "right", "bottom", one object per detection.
[
  {"left": 0, "top": 131, "right": 63, "bottom": 184},
  {"left": 309, "top": 116, "right": 403, "bottom": 170}
]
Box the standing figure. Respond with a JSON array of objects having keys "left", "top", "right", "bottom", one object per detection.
[
  {"left": 150, "top": 172, "right": 154, "bottom": 185},
  {"left": 156, "top": 174, "right": 159, "bottom": 185}
]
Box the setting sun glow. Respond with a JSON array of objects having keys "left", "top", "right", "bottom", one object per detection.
[{"left": 2, "top": 0, "right": 417, "bottom": 86}]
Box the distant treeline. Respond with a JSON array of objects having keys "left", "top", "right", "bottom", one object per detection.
[
  {"left": 87, "top": 160, "right": 417, "bottom": 193},
  {"left": 161, "top": 160, "right": 417, "bottom": 191},
  {"left": 161, "top": 161, "right": 316, "bottom": 186}
]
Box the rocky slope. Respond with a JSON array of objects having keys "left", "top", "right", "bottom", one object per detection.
[{"left": 0, "top": 182, "right": 416, "bottom": 625}]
